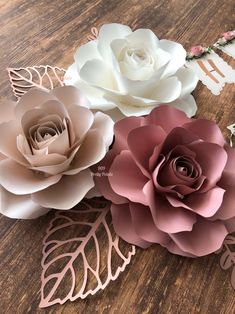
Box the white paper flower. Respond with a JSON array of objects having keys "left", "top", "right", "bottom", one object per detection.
[
  {"left": 65, "top": 23, "right": 198, "bottom": 119},
  {"left": 0, "top": 86, "right": 114, "bottom": 219}
]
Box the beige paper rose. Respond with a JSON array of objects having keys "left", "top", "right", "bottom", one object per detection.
[{"left": 0, "top": 86, "right": 114, "bottom": 219}]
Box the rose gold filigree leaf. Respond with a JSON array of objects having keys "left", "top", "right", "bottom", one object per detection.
[
  {"left": 87, "top": 27, "right": 99, "bottom": 41},
  {"left": 7, "top": 66, "right": 66, "bottom": 100},
  {"left": 130, "top": 18, "right": 138, "bottom": 31},
  {"left": 218, "top": 233, "right": 235, "bottom": 290},
  {"left": 220, "top": 251, "right": 233, "bottom": 270},
  {"left": 39, "top": 199, "right": 135, "bottom": 308},
  {"left": 224, "top": 235, "right": 235, "bottom": 245},
  {"left": 231, "top": 267, "right": 235, "bottom": 289}
]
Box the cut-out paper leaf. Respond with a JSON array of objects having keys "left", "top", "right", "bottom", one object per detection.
[
  {"left": 40, "top": 199, "right": 136, "bottom": 308},
  {"left": 87, "top": 27, "right": 99, "bottom": 41},
  {"left": 216, "top": 234, "right": 235, "bottom": 290},
  {"left": 7, "top": 66, "right": 66, "bottom": 100}
]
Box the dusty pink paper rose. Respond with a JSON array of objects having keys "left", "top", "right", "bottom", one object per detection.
[
  {"left": 0, "top": 86, "right": 113, "bottom": 219},
  {"left": 222, "top": 31, "right": 235, "bottom": 41},
  {"left": 190, "top": 45, "right": 205, "bottom": 57},
  {"left": 95, "top": 106, "right": 235, "bottom": 257}
]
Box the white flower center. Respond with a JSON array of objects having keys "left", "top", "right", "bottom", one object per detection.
[{"left": 118, "top": 46, "right": 155, "bottom": 81}]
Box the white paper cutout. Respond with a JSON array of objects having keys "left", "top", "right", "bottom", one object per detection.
[
  {"left": 186, "top": 51, "right": 235, "bottom": 95},
  {"left": 216, "top": 43, "right": 235, "bottom": 59},
  {"left": 214, "top": 31, "right": 235, "bottom": 58}
]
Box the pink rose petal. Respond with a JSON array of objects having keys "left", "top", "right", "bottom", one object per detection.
[
  {"left": 189, "top": 141, "right": 227, "bottom": 189},
  {"left": 129, "top": 202, "right": 170, "bottom": 245},
  {"left": 113, "top": 115, "right": 143, "bottom": 154},
  {"left": 168, "top": 218, "right": 228, "bottom": 256},
  {"left": 145, "top": 105, "right": 190, "bottom": 133},
  {"left": 211, "top": 186, "right": 235, "bottom": 220},
  {"left": 183, "top": 119, "right": 226, "bottom": 146},
  {"left": 219, "top": 146, "right": 235, "bottom": 187},
  {"left": 161, "top": 127, "right": 199, "bottom": 154},
  {"left": 109, "top": 150, "right": 149, "bottom": 205},
  {"left": 144, "top": 181, "right": 197, "bottom": 233},
  {"left": 94, "top": 150, "right": 127, "bottom": 204},
  {"left": 111, "top": 203, "right": 150, "bottom": 249},
  {"left": 185, "top": 187, "right": 225, "bottom": 216},
  {"left": 127, "top": 124, "right": 166, "bottom": 176}
]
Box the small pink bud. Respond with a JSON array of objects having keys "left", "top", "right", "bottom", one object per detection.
[
  {"left": 190, "top": 45, "right": 205, "bottom": 57},
  {"left": 222, "top": 31, "right": 235, "bottom": 41}
]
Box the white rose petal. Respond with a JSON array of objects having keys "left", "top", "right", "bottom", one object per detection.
[{"left": 66, "top": 23, "right": 198, "bottom": 119}]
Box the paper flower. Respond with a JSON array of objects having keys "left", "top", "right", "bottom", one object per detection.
[
  {"left": 65, "top": 23, "right": 198, "bottom": 119},
  {"left": 190, "top": 45, "right": 206, "bottom": 57},
  {"left": 0, "top": 86, "right": 114, "bottom": 219},
  {"left": 222, "top": 31, "right": 235, "bottom": 41},
  {"left": 95, "top": 106, "right": 235, "bottom": 257}
]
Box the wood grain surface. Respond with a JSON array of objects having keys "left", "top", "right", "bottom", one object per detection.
[{"left": 0, "top": 0, "right": 235, "bottom": 313}]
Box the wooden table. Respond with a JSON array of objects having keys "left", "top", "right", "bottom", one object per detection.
[{"left": 0, "top": 0, "right": 235, "bottom": 313}]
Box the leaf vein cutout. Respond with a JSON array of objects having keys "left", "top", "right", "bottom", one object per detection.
[
  {"left": 40, "top": 200, "right": 136, "bottom": 308},
  {"left": 7, "top": 65, "right": 66, "bottom": 100},
  {"left": 218, "top": 234, "right": 235, "bottom": 290}
]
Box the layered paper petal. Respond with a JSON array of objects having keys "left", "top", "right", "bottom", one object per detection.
[
  {"left": 32, "top": 170, "right": 94, "bottom": 210},
  {"left": 91, "top": 111, "right": 114, "bottom": 148},
  {"left": 127, "top": 125, "right": 166, "bottom": 174},
  {"left": 188, "top": 141, "right": 227, "bottom": 188},
  {"left": 145, "top": 181, "right": 197, "bottom": 233},
  {"left": 15, "top": 89, "right": 54, "bottom": 118},
  {"left": 111, "top": 203, "right": 150, "bottom": 248},
  {"left": 0, "top": 87, "right": 110, "bottom": 218},
  {"left": 150, "top": 76, "right": 182, "bottom": 102},
  {"left": 184, "top": 119, "right": 226, "bottom": 146},
  {"left": 168, "top": 219, "right": 227, "bottom": 256},
  {"left": 159, "top": 39, "right": 186, "bottom": 77},
  {"left": 64, "top": 129, "right": 106, "bottom": 175},
  {"left": 129, "top": 202, "right": 170, "bottom": 244},
  {"left": 94, "top": 150, "right": 127, "bottom": 204},
  {"left": 67, "top": 105, "right": 94, "bottom": 140},
  {"left": 167, "top": 94, "right": 197, "bottom": 117},
  {"left": 109, "top": 151, "right": 149, "bottom": 205},
  {"left": 74, "top": 40, "right": 101, "bottom": 69},
  {"left": 145, "top": 105, "right": 190, "bottom": 132},
  {"left": 95, "top": 105, "right": 234, "bottom": 256},
  {"left": 175, "top": 67, "right": 199, "bottom": 97},
  {"left": 52, "top": 85, "right": 90, "bottom": 108},
  {"left": 0, "top": 186, "right": 49, "bottom": 219},
  {"left": 0, "top": 159, "right": 62, "bottom": 195},
  {"left": 97, "top": 23, "right": 132, "bottom": 61},
  {"left": 80, "top": 59, "right": 117, "bottom": 91},
  {"left": 0, "top": 120, "right": 28, "bottom": 165}
]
